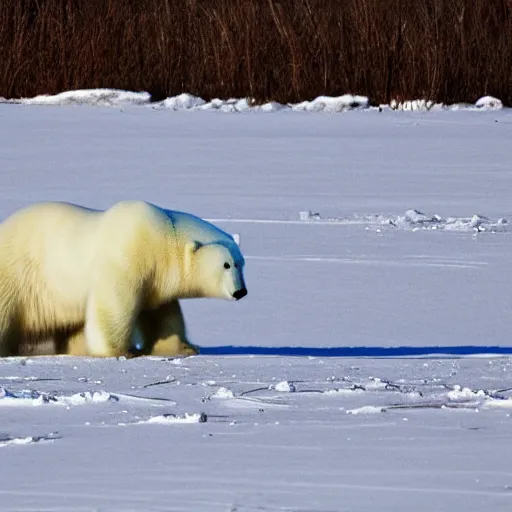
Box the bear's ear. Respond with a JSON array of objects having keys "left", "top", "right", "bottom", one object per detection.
[{"left": 189, "top": 240, "right": 203, "bottom": 253}]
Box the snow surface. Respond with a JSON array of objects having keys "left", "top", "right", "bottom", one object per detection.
[
  {"left": 2, "top": 356, "right": 512, "bottom": 511},
  {"left": 1, "top": 89, "right": 512, "bottom": 511}
]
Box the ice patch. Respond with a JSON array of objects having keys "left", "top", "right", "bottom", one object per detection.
[
  {"left": 273, "top": 381, "right": 296, "bottom": 393},
  {"left": 404, "top": 209, "right": 442, "bottom": 225},
  {"left": 137, "top": 413, "right": 207, "bottom": 425},
  {"left": 0, "top": 432, "right": 60, "bottom": 447},
  {"left": 0, "top": 436, "right": 35, "bottom": 447},
  {"left": 52, "top": 391, "right": 116, "bottom": 406},
  {"left": 211, "top": 387, "right": 235, "bottom": 399},
  {"left": 346, "top": 406, "right": 385, "bottom": 415},
  {"left": 365, "top": 377, "right": 388, "bottom": 391},
  {"left": 447, "top": 385, "right": 487, "bottom": 401},
  {"left": 483, "top": 398, "right": 512, "bottom": 409},
  {"left": 324, "top": 387, "right": 364, "bottom": 395}
]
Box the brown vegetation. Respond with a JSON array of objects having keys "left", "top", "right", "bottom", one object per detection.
[{"left": 1, "top": 0, "right": 511, "bottom": 105}]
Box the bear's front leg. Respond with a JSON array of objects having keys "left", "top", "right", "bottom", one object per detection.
[
  {"left": 85, "top": 281, "right": 142, "bottom": 358},
  {"left": 138, "top": 300, "right": 199, "bottom": 357}
]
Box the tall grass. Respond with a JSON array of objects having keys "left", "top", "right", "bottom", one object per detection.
[{"left": 1, "top": 0, "right": 511, "bottom": 105}]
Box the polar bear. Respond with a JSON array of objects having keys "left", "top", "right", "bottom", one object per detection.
[{"left": 0, "top": 200, "right": 247, "bottom": 358}]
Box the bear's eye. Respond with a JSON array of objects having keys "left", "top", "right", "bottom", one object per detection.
[{"left": 224, "top": 262, "right": 231, "bottom": 269}]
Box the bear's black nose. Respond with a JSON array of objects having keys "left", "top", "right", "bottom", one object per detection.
[{"left": 233, "top": 288, "right": 247, "bottom": 300}]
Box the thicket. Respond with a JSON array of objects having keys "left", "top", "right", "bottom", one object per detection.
[{"left": 1, "top": 0, "right": 512, "bottom": 105}]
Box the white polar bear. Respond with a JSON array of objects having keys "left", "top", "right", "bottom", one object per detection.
[{"left": 0, "top": 200, "right": 247, "bottom": 358}]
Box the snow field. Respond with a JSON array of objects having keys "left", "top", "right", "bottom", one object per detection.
[{"left": 1, "top": 91, "right": 512, "bottom": 510}]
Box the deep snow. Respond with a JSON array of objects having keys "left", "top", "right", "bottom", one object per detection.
[{"left": 1, "top": 90, "right": 512, "bottom": 511}]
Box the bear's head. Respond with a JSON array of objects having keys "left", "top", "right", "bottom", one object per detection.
[{"left": 190, "top": 240, "right": 247, "bottom": 301}]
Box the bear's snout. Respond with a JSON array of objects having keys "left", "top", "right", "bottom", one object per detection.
[{"left": 232, "top": 288, "right": 248, "bottom": 301}]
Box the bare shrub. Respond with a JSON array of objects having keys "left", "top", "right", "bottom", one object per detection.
[{"left": 0, "top": 0, "right": 511, "bottom": 105}]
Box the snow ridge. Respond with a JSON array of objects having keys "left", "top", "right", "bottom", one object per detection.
[
  {"left": 4, "top": 88, "right": 504, "bottom": 113},
  {"left": 0, "top": 387, "right": 117, "bottom": 406}
]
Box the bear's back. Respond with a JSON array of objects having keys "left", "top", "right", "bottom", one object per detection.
[{"left": 0, "top": 202, "right": 102, "bottom": 263}]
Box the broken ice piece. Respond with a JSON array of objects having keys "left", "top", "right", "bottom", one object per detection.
[{"left": 404, "top": 209, "right": 439, "bottom": 224}]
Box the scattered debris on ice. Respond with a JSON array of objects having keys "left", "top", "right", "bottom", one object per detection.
[
  {"left": 137, "top": 413, "right": 207, "bottom": 425},
  {"left": 273, "top": 381, "right": 297, "bottom": 393},
  {"left": 346, "top": 405, "right": 385, "bottom": 415},
  {"left": 324, "top": 387, "right": 364, "bottom": 395},
  {"left": 404, "top": 209, "right": 442, "bottom": 225},
  {"left": 446, "top": 385, "right": 487, "bottom": 401},
  {"left": 298, "top": 209, "right": 509, "bottom": 233},
  {"left": 299, "top": 210, "right": 322, "bottom": 221},
  {"left": 211, "top": 387, "right": 235, "bottom": 399},
  {"left": 0, "top": 387, "right": 118, "bottom": 407},
  {"left": 365, "top": 377, "right": 389, "bottom": 391},
  {"left": 0, "top": 432, "right": 60, "bottom": 448},
  {"left": 52, "top": 391, "right": 117, "bottom": 406}
]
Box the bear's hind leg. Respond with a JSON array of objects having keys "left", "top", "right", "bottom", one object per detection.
[
  {"left": 0, "top": 305, "right": 21, "bottom": 357},
  {"left": 0, "top": 326, "right": 21, "bottom": 357}
]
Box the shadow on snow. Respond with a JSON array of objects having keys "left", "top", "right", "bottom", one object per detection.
[{"left": 199, "top": 345, "right": 512, "bottom": 358}]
